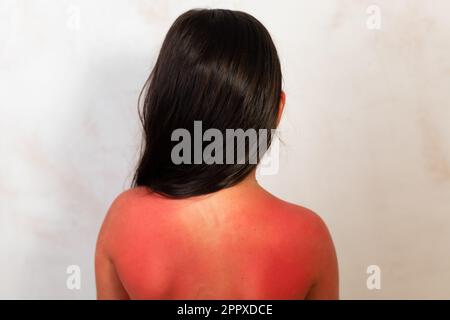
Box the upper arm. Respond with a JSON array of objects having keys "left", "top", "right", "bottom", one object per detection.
[
  {"left": 304, "top": 213, "right": 339, "bottom": 300},
  {"left": 95, "top": 241, "right": 129, "bottom": 299},
  {"left": 95, "top": 193, "right": 131, "bottom": 300}
]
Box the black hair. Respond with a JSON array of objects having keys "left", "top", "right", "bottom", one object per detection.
[{"left": 133, "top": 9, "right": 282, "bottom": 198}]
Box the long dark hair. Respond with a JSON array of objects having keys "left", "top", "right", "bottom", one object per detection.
[{"left": 133, "top": 9, "right": 282, "bottom": 198}]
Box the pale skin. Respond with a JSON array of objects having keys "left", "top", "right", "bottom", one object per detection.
[{"left": 95, "top": 92, "right": 339, "bottom": 299}]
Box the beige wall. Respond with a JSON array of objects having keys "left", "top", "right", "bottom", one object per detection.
[{"left": 1, "top": 0, "right": 449, "bottom": 298}]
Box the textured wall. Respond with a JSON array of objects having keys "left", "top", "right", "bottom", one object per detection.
[{"left": 1, "top": 0, "right": 449, "bottom": 299}]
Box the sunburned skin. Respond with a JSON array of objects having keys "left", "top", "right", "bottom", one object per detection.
[{"left": 95, "top": 172, "right": 339, "bottom": 299}]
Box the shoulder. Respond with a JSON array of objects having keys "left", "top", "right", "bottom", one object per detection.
[
  {"left": 268, "top": 196, "right": 336, "bottom": 267},
  {"left": 107, "top": 187, "right": 154, "bottom": 212},
  {"left": 277, "top": 200, "right": 339, "bottom": 297},
  {"left": 268, "top": 195, "right": 333, "bottom": 244},
  {"left": 103, "top": 187, "right": 169, "bottom": 222},
  {"left": 291, "top": 204, "right": 333, "bottom": 244},
  {"left": 96, "top": 187, "right": 160, "bottom": 254}
]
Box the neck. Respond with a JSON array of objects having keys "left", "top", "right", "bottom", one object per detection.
[{"left": 210, "top": 169, "right": 262, "bottom": 202}]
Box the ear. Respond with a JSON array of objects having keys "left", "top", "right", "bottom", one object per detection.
[{"left": 276, "top": 90, "right": 286, "bottom": 126}]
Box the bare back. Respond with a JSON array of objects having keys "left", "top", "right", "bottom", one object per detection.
[{"left": 95, "top": 182, "right": 338, "bottom": 299}]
